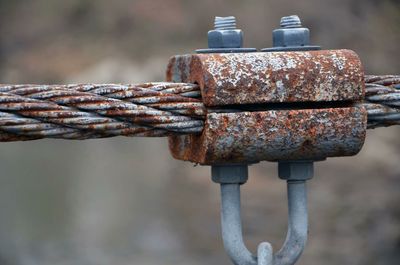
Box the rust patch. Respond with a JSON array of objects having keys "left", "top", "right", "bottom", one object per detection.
[
  {"left": 169, "top": 106, "right": 367, "bottom": 164},
  {"left": 166, "top": 49, "right": 365, "bottom": 107}
]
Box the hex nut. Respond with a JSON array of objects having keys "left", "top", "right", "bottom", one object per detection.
[
  {"left": 278, "top": 161, "right": 314, "bottom": 181},
  {"left": 211, "top": 165, "right": 248, "bottom": 184},
  {"left": 208, "top": 29, "right": 243, "bottom": 49},
  {"left": 273, "top": 27, "right": 310, "bottom": 47}
]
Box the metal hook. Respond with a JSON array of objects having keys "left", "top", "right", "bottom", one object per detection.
[{"left": 212, "top": 162, "right": 312, "bottom": 265}]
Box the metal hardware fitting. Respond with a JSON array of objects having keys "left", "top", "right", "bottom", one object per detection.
[
  {"left": 167, "top": 49, "right": 367, "bottom": 164},
  {"left": 262, "top": 15, "right": 320, "bottom": 52},
  {"left": 169, "top": 108, "right": 366, "bottom": 164},
  {"left": 167, "top": 49, "right": 364, "bottom": 107},
  {"left": 193, "top": 15, "right": 328, "bottom": 265},
  {"left": 212, "top": 162, "right": 311, "bottom": 265},
  {"left": 196, "top": 16, "right": 256, "bottom": 54},
  {"left": 168, "top": 24, "right": 367, "bottom": 164}
]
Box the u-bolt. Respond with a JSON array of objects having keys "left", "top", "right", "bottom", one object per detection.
[{"left": 211, "top": 162, "right": 313, "bottom": 265}]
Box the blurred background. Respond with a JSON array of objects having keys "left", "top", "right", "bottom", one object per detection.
[{"left": 0, "top": 0, "right": 399, "bottom": 264}]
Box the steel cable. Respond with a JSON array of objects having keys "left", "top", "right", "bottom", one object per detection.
[
  {"left": 0, "top": 75, "right": 398, "bottom": 141},
  {"left": 364, "top": 75, "right": 400, "bottom": 128},
  {"left": 0, "top": 83, "right": 205, "bottom": 141}
]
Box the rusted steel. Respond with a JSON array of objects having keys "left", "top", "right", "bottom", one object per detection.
[
  {"left": 365, "top": 75, "right": 400, "bottom": 86},
  {"left": 364, "top": 75, "right": 400, "bottom": 128},
  {"left": 169, "top": 107, "right": 367, "bottom": 164},
  {"left": 0, "top": 75, "right": 397, "bottom": 141},
  {"left": 0, "top": 83, "right": 205, "bottom": 141},
  {"left": 167, "top": 49, "right": 364, "bottom": 107}
]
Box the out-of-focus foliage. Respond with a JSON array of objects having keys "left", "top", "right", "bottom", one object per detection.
[{"left": 0, "top": 1, "right": 399, "bottom": 265}]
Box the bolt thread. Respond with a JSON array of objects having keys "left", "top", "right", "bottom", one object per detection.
[
  {"left": 214, "top": 16, "right": 237, "bottom": 30},
  {"left": 280, "top": 15, "right": 302, "bottom": 28}
]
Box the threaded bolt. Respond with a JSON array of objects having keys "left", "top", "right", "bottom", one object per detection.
[
  {"left": 261, "top": 14, "right": 320, "bottom": 51},
  {"left": 280, "top": 15, "right": 302, "bottom": 28},
  {"left": 196, "top": 16, "right": 256, "bottom": 53},
  {"left": 214, "top": 16, "right": 237, "bottom": 30}
]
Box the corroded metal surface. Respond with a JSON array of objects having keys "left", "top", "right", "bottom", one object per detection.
[
  {"left": 169, "top": 107, "right": 367, "bottom": 164},
  {"left": 0, "top": 75, "right": 396, "bottom": 141},
  {"left": 167, "top": 49, "right": 364, "bottom": 107},
  {"left": 0, "top": 83, "right": 205, "bottom": 140},
  {"left": 363, "top": 75, "right": 400, "bottom": 128}
]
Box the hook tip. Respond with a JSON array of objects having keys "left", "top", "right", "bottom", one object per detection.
[{"left": 257, "top": 242, "right": 273, "bottom": 265}]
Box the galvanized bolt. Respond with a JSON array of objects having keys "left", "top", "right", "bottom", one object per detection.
[
  {"left": 208, "top": 16, "right": 243, "bottom": 49},
  {"left": 280, "top": 15, "right": 302, "bottom": 28},
  {"left": 262, "top": 15, "right": 320, "bottom": 52},
  {"left": 214, "top": 16, "right": 237, "bottom": 30},
  {"left": 274, "top": 15, "right": 309, "bottom": 47},
  {"left": 196, "top": 16, "right": 256, "bottom": 53}
]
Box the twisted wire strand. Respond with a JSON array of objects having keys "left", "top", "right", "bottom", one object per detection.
[
  {"left": 0, "top": 75, "right": 398, "bottom": 141},
  {"left": 364, "top": 75, "right": 400, "bottom": 129},
  {"left": 0, "top": 83, "right": 205, "bottom": 141}
]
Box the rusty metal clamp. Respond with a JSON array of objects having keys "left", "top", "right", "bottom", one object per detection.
[
  {"left": 166, "top": 15, "right": 368, "bottom": 265},
  {"left": 167, "top": 49, "right": 366, "bottom": 164}
]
